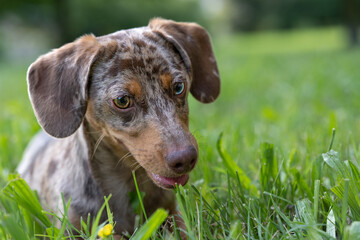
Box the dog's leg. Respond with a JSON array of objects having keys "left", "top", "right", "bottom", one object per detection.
[{"left": 171, "top": 210, "right": 188, "bottom": 240}]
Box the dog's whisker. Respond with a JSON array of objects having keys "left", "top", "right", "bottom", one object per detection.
[
  {"left": 87, "top": 130, "right": 103, "bottom": 134},
  {"left": 116, "top": 152, "right": 153, "bottom": 168},
  {"left": 139, "top": 177, "right": 153, "bottom": 186},
  {"left": 115, "top": 152, "right": 146, "bottom": 167},
  {"left": 116, "top": 152, "right": 133, "bottom": 167},
  {"left": 129, "top": 161, "right": 141, "bottom": 169},
  {"left": 91, "top": 133, "right": 105, "bottom": 160},
  {"left": 132, "top": 164, "right": 142, "bottom": 172}
]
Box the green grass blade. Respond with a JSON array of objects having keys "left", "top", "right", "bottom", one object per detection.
[
  {"left": 133, "top": 171, "right": 147, "bottom": 221},
  {"left": 1, "top": 214, "right": 30, "bottom": 240},
  {"left": 90, "top": 195, "right": 111, "bottom": 240},
  {"left": 322, "top": 150, "right": 349, "bottom": 178},
  {"left": 341, "top": 179, "right": 350, "bottom": 231},
  {"left": 216, "top": 133, "right": 258, "bottom": 197},
  {"left": 171, "top": 215, "right": 182, "bottom": 240},
  {"left": 175, "top": 185, "right": 195, "bottom": 239},
  {"left": 2, "top": 177, "right": 51, "bottom": 227},
  {"left": 46, "top": 227, "right": 60, "bottom": 239},
  {"left": 313, "top": 179, "right": 320, "bottom": 222},
  {"left": 296, "top": 199, "right": 322, "bottom": 240},
  {"left": 131, "top": 209, "right": 168, "bottom": 240},
  {"left": 190, "top": 185, "right": 222, "bottom": 226},
  {"left": 328, "top": 128, "right": 336, "bottom": 151},
  {"left": 229, "top": 220, "right": 242, "bottom": 240},
  {"left": 260, "top": 142, "right": 278, "bottom": 192},
  {"left": 326, "top": 208, "right": 336, "bottom": 238},
  {"left": 343, "top": 221, "right": 360, "bottom": 240}
]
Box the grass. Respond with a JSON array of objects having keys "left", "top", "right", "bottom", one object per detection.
[{"left": 1, "top": 26, "right": 360, "bottom": 239}]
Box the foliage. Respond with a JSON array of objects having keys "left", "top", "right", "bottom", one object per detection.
[
  {"left": 231, "top": 0, "right": 343, "bottom": 31},
  {"left": 0, "top": 0, "right": 204, "bottom": 44}
]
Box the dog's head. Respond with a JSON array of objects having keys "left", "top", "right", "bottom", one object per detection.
[{"left": 27, "top": 19, "right": 220, "bottom": 189}]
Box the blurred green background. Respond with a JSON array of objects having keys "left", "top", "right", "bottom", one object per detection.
[
  {"left": 0, "top": 0, "right": 360, "bottom": 181},
  {"left": 2, "top": 1, "right": 360, "bottom": 238},
  {"left": 0, "top": 0, "right": 359, "bottom": 63}
]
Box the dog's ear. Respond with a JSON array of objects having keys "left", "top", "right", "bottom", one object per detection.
[
  {"left": 27, "top": 35, "right": 103, "bottom": 138},
  {"left": 149, "top": 18, "right": 220, "bottom": 103}
]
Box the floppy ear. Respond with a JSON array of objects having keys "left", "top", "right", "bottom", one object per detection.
[
  {"left": 27, "top": 35, "right": 103, "bottom": 138},
  {"left": 149, "top": 18, "right": 220, "bottom": 103}
]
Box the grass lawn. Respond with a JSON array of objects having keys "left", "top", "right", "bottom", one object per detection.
[{"left": 1, "top": 26, "right": 360, "bottom": 239}]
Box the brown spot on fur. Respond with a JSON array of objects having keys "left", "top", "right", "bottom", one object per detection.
[
  {"left": 146, "top": 57, "right": 154, "bottom": 65},
  {"left": 143, "top": 32, "right": 161, "bottom": 43},
  {"left": 160, "top": 73, "right": 172, "bottom": 90},
  {"left": 106, "top": 56, "right": 121, "bottom": 77},
  {"left": 120, "top": 42, "right": 130, "bottom": 52},
  {"left": 133, "top": 39, "right": 146, "bottom": 48},
  {"left": 149, "top": 45, "right": 156, "bottom": 52},
  {"left": 120, "top": 58, "right": 146, "bottom": 71},
  {"left": 131, "top": 58, "right": 145, "bottom": 69},
  {"left": 151, "top": 64, "right": 160, "bottom": 75},
  {"left": 155, "top": 106, "right": 166, "bottom": 120},
  {"left": 48, "top": 160, "right": 57, "bottom": 176},
  {"left": 119, "top": 58, "right": 133, "bottom": 70},
  {"left": 107, "top": 62, "right": 120, "bottom": 77},
  {"left": 106, "top": 40, "right": 119, "bottom": 54},
  {"left": 126, "top": 79, "right": 142, "bottom": 97}
]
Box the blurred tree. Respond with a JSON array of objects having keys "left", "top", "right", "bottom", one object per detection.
[
  {"left": 232, "top": 0, "right": 260, "bottom": 31},
  {"left": 230, "top": 0, "right": 360, "bottom": 47},
  {"left": 343, "top": 0, "right": 359, "bottom": 46},
  {"left": 1, "top": 0, "right": 359, "bottom": 48},
  {"left": 0, "top": 0, "right": 204, "bottom": 45},
  {"left": 65, "top": 0, "right": 204, "bottom": 43},
  {"left": 54, "top": 0, "right": 70, "bottom": 44},
  {"left": 231, "top": 0, "right": 341, "bottom": 32}
]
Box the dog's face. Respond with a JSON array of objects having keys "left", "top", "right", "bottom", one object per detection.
[{"left": 26, "top": 19, "right": 220, "bottom": 189}]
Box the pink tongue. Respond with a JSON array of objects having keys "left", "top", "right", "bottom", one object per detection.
[{"left": 151, "top": 173, "right": 189, "bottom": 187}]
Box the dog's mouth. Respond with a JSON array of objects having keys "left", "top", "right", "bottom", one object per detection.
[
  {"left": 114, "top": 137, "right": 191, "bottom": 189},
  {"left": 148, "top": 172, "right": 189, "bottom": 189}
]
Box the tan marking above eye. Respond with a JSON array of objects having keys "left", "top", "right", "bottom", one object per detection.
[
  {"left": 125, "top": 79, "right": 142, "bottom": 97},
  {"left": 160, "top": 73, "right": 173, "bottom": 89}
]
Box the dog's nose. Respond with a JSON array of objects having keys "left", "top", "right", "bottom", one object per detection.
[{"left": 166, "top": 146, "right": 198, "bottom": 174}]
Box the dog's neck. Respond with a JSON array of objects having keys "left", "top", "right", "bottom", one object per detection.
[
  {"left": 79, "top": 119, "right": 168, "bottom": 201},
  {"left": 77, "top": 119, "right": 176, "bottom": 222},
  {"left": 80, "top": 119, "right": 139, "bottom": 191},
  {"left": 71, "top": 119, "right": 147, "bottom": 231}
]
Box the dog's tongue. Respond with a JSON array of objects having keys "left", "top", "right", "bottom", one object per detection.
[{"left": 151, "top": 172, "right": 189, "bottom": 188}]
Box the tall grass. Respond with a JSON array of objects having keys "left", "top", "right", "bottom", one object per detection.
[{"left": 1, "top": 26, "right": 360, "bottom": 239}]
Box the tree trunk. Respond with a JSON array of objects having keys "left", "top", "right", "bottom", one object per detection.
[
  {"left": 54, "top": 0, "right": 71, "bottom": 44},
  {"left": 344, "top": 0, "right": 359, "bottom": 47}
]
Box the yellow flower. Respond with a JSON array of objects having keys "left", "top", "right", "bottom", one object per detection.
[{"left": 98, "top": 224, "right": 113, "bottom": 238}]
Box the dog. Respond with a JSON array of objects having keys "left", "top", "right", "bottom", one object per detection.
[{"left": 17, "top": 18, "right": 220, "bottom": 236}]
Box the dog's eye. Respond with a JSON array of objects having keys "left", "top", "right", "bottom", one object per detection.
[
  {"left": 113, "top": 96, "right": 132, "bottom": 109},
  {"left": 174, "top": 82, "right": 185, "bottom": 96}
]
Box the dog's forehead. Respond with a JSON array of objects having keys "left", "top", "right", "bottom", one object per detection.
[
  {"left": 98, "top": 27, "right": 174, "bottom": 66},
  {"left": 93, "top": 27, "right": 188, "bottom": 91}
]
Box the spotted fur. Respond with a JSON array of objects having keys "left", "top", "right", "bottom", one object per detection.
[{"left": 18, "top": 18, "right": 220, "bottom": 236}]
